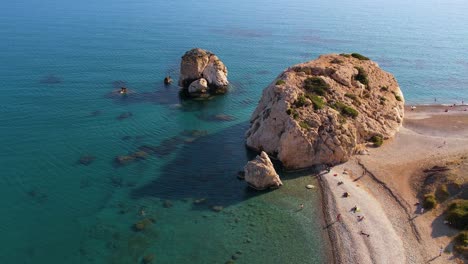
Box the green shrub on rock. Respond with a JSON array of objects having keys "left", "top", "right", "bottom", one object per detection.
[
  {"left": 294, "top": 95, "right": 308, "bottom": 107},
  {"left": 331, "top": 101, "right": 359, "bottom": 118},
  {"left": 351, "top": 53, "right": 370, "bottom": 60},
  {"left": 423, "top": 194, "right": 437, "bottom": 209},
  {"left": 436, "top": 184, "right": 450, "bottom": 202},
  {"left": 299, "top": 121, "right": 310, "bottom": 130},
  {"left": 370, "top": 135, "right": 383, "bottom": 147},
  {"left": 345, "top": 93, "right": 361, "bottom": 106},
  {"left": 306, "top": 94, "right": 325, "bottom": 110},
  {"left": 276, "top": 80, "right": 286, "bottom": 85},
  {"left": 454, "top": 231, "right": 468, "bottom": 257},
  {"left": 354, "top": 67, "right": 369, "bottom": 86},
  {"left": 446, "top": 199, "right": 468, "bottom": 230},
  {"left": 304, "top": 77, "right": 330, "bottom": 96}
]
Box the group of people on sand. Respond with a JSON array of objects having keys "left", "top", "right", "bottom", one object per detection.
[{"left": 329, "top": 169, "right": 369, "bottom": 237}]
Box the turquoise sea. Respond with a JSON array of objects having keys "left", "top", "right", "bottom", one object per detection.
[{"left": 1, "top": 0, "right": 467, "bottom": 263}]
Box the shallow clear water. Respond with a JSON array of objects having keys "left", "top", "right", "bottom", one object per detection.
[{"left": 0, "top": 0, "right": 467, "bottom": 263}]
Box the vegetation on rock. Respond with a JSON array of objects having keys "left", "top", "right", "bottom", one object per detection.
[
  {"left": 435, "top": 184, "right": 450, "bottom": 202},
  {"left": 454, "top": 231, "right": 468, "bottom": 257},
  {"left": 345, "top": 93, "right": 361, "bottom": 106},
  {"left": 294, "top": 94, "right": 308, "bottom": 107},
  {"left": 276, "top": 80, "right": 286, "bottom": 85},
  {"left": 331, "top": 101, "right": 359, "bottom": 118},
  {"left": 446, "top": 199, "right": 468, "bottom": 230},
  {"left": 304, "top": 77, "right": 330, "bottom": 96},
  {"left": 370, "top": 135, "right": 383, "bottom": 147},
  {"left": 351, "top": 53, "right": 370, "bottom": 60},
  {"left": 299, "top": 121, "right": 310, "bottom": 130},
  {"left": 306, "top": 94, "right": 325, "bottom": 110},
  {"left": 423, "top": 194, "right": 437, "bottom": 209},
  {"left": 354, "top": 67, "right": 369, "bottom": 86}
]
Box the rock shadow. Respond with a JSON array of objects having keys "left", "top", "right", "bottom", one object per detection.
[
  {"left": 130, "top": 122, "right": 266, "bottom": 209},
  {"left": 430, "top": 211, "right": 458, "bottom": 238},
  {"left": 39, "top": 74, "right": 62, "bottom": 84}
]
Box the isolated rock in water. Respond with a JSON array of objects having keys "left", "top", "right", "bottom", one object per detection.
[
  {"left": 245, "top": 53, "right": 405, "bottom": 169},
  {"left": 179, "top": 48, "right": 229, "bottom": 97},
  {"left": 164, "top": 76, "right": 173, "bottom": 85},
  {"left": 244, "top": 151, "right": 282, "bottom": 190}
]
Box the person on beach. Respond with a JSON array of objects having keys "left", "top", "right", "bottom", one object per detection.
[
  {"left": 360, "top": 231, "right": 370, "bottom": 237},
  {"left": 439, "top": 246, "right": 444, "bottom": 256},
  {"left": 358, "top": 215, "right": 365, "bottom": 221},
  {"left": 343, "top": 192, "right": 350, "bottom": 198}
]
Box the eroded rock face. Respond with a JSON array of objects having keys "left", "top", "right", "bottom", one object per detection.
[
  {"left": 244, "top": 151, "right": 283, "bottom": 190},
  {"left": 188, "top": 78, "right": 209, "bottom": 96},
  {"left": 179, "top": 48, "right": 229, "bottom": 97},
  {"left": 245, "top": 54, "right": 405, "bottom": 169}
]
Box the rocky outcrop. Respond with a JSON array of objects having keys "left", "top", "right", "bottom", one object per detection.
[
  {"left": 244, "top": 151, "right": 283, "bottom": 190},
  {"left": 188, "top": 78, "right": 209, "bottom": 96},
  {"left": 245, "top": 54, "right": 405, "bottom": 169},
  {"left": 179, "top": 48, "right": 229, "bottom": 97}
]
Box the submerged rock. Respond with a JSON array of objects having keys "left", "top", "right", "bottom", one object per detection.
[
  {"left": 40, "top": 74, "right": 62, "bottom": 84},
  {"left": 244, "top": 151, "right": 282, "bottom": 190},
  {"left": 164, "top": 76, "right": 173, "bottom": 85},
  {"left": 78, "top": 155, "right": 96, "bottom": 165},
  {"left": 245, "top": 53, "right": 405, "bottom": 169},
  {"left": 163, "top": 200, "right": 173, "bottom": 208},
  {"left": 212, "top": 205, "right": 224, "bottom": 212},
  {"left": 117, "top": 112, "right": 133, "bottom": 120},
  {"left": 179, "top": 48, "right": 229, "bottom": 97},
  {"left": 142, "top": 254, "right": 155, "bottom": 264},
  {"left": 115, "top": 155, "right": 136, "bottom": 166},
  {"left": 133, "top": 218, "right": 155, "bottom": 232}
]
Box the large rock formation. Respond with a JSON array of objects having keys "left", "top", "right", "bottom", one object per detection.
[
  {"left": 245, "top": 54, "right": 405, "bottom": 169},
  {"left": 179, "top": 48, "right": 229, "bottom": 97},
  {"left": 244, "top": 151, "right": 283, "bottom": 190}
]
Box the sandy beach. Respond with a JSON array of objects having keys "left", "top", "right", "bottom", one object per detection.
[{"left": 320, "top": 105, "right": 468, "bottom": 264}]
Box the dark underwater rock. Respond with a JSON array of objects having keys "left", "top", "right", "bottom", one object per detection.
[{"left": 78, "top": 155, "right": 96, "bottom": 165}]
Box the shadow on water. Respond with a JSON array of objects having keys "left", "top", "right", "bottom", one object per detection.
[
  {"left": 39, "top": 74, "right": 62, "bottom": 84},
  {"left": 130, "top": 122, "right": 270, "bottom": 209}
]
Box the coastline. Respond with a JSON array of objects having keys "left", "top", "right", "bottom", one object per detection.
[{"left": 318, "top": 105, "right": 468, "bottom": 264}]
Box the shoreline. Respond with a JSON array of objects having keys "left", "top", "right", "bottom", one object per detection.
[{"left": 318, "top": 104, "right": 468, "bottom": 264}]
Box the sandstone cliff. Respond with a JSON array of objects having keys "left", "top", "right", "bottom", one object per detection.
[
  {"left": 179, "top": 48, "right": 229, "bottom": 97},
  {"left": 245, "top": 53, "right": 404, "bottom": 169}
]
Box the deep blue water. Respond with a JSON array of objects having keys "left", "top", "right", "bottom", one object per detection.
[{"left": 0, "top": 0, "right": 467, "bottom": 263}]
